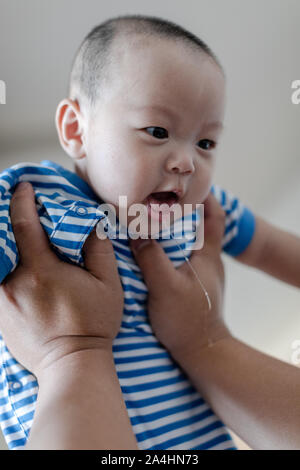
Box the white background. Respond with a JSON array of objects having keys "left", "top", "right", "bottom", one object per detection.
[{"left": 0, "top": 0, "right": 299, "bottom": 450}]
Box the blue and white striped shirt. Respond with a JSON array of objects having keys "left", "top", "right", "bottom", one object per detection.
[{"left": 0, "top": 160, "right": 255, "bottom": 450}]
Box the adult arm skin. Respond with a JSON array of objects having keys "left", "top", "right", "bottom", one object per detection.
[
  {"left": 176, "top": 336, "right": 300, "bottom": 450},
  {"left": 0, "top": 182, "right": 138, "bottom": 450},
  {"left": 130, "top": 193, "right": 300, "bottom": 450},
  {"left": 27, "top": 348, "right": 136, "bottom": 450}
]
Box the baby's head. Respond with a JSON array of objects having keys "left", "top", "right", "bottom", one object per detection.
[{"left": 55, "top": 15, "right": 225, "bottom": 228}]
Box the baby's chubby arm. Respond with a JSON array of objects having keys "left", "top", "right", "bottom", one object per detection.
[{"left": 235, "top": 215, "right": 300, "bottom": 288}]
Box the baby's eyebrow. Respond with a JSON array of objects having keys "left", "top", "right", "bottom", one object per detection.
[
  {"left": 131, "top": 104, "right": 178, "bottom": 119},
  {"left": 202, "top": 121, "right": 224, "bottom": 131},
  {"left": 131, "top": 104, "right": 224, "bottom": 131}
]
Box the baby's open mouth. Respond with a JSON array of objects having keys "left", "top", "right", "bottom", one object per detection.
[
  {"left": 146, "top": 191, "right": 179, "bottom": 207},
  {"left": 145, "top": 191, "right": 180, "bottom": 221}
]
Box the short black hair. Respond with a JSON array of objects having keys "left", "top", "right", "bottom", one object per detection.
[{"left": 69, "top": 14, "right": 223, "bottom": 112}]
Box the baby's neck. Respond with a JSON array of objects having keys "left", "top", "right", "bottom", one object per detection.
[{"left": 74, "top": 161, "right": 87, "bottom": 182}]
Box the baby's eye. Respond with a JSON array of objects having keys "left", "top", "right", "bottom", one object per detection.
[
  {"left": 145, "top": 127, "right": 168, "bottom": 139},
  {"left": 197, "top": 139, "right": 216, "bottom": 150}
]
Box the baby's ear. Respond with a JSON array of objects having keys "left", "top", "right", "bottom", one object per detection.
[{"left": 55, "top": 98, "right": 86, "bottom": 160}]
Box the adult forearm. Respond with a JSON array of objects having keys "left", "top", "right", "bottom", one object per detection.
[
  {"left": 175, "top": 336, "right": 300, "bottom": 450},
  {"left": 26, "top": 349, "right": 139, "bottom": 450}
]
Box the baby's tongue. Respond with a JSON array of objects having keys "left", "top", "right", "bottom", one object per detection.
[
  {"left": 145, "top": 192, "right": 179, "bottom": 227},
  {"left": 147, "top": 192, "right": 177, "bottom": 206}
]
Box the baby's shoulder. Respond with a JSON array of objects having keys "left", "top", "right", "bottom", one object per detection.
[
  {"left": 0, "top": 161, "right": 95, "bottom": 206},
  {"left": 0, "top": 161, "right": 63, "bottom": 192}
]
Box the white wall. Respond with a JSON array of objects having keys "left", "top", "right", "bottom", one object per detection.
[{"left": 0, "top": 0, "right": 299, "bottom": 451}]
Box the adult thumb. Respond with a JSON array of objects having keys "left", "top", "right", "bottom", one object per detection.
[
  {"left": 82, "top": 228, "right": 119, "bottom": 282},
  {"left": 130, "top": 238, "right": 177, "bottom": 293},
  {"left": 202, "top": 193, "right": 225, "bottom": 253}
]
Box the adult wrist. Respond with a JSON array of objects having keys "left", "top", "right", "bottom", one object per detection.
[
  {"left": 171, "top": 322, "right": 234, "bottom": 371},
  {"left": 36, "top": 338, "right": 115, "bottom": 386}
]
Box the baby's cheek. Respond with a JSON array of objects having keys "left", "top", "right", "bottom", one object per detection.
[
  {"left": 116, "top": 160, "right": 153, "bottom": 201},
  {"left": 191, "top": 165, "right": 214, "bottom": 203}
]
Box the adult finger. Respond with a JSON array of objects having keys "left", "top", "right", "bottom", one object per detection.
[
  {"left": 181, "top": 193, "right": 225, "bottom": 272},
  {"left": 130, "top": 238, "right": 178, "bottom": 294},
  {"left": 202, "top": 192, "right": 226, "bottom": 250},
  {"left": 82, "top": 227, "right": 120, "bottom": 283},
  {"left": 10, "top": 182, "right": 56, "bottom": 267}
]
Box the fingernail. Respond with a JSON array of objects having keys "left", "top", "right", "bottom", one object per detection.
[
  {"left": 17, "top": 182, "right": 30, "bottom": 191},
  {"left": 131, "top": 238, "right": 152, "bottom": 254}
]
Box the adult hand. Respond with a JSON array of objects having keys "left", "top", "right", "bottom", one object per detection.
[
  {"left": 0, "top": 182, "right": 124, "bottom": 380},
  {"left": 130, "top": 194, "right": 300, "bottom": 450},
  {"left": 130, "top": 193, "right": 231, "bottom": 363}
]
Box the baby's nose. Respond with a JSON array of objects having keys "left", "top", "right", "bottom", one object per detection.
[
  {"left": 171, "top": 165, "right": 193, "bottom": 175},
  {"left": 165, "top": 150, "right": 195, "bottom": 175},
  {"left": 168, "top": 157, "right": 195, "bottom": 175}
]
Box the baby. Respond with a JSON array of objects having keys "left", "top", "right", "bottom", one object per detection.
[{"left": 0, "top": 14, "right": 299, "bottom": 450}]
